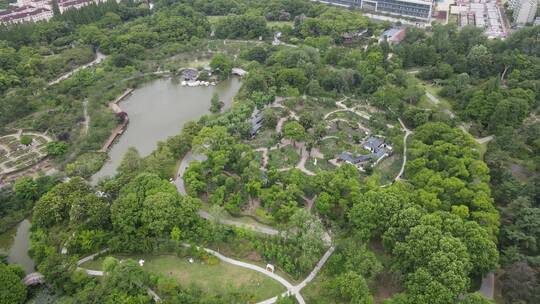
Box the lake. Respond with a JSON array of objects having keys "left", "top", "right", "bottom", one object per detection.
[
  {"left": 0, "top": 219, "right": 34, "bottom": 273},
  {"left": 92, "top": 77, "right": 242, "bottom": 181}
]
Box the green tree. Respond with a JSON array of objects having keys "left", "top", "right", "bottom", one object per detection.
[
  {"left": 0, "top": 263, "right": 26, "bottom": 304},
  {"left": 210, "top": 54, "right": 232, "bottom": 80},
  {"left": 46, "top": 141, "right": 68, "bottom": 156},
  {"left": 326, "top": 271, "right": 373, "bottom": 303},
  {"left": 20, "top": 135, "right": 32, "bottom": 145},
  {"left": 14, "top": 176, "right": 38, "bottom": 201},
  {"left": 282, "top": 121, "right": 305, "bottom": 146},
  {"left": 209, "top": 93, "right": 224, "bottom": 113}
]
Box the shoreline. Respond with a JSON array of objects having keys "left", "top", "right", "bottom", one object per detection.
[{"left": 99, "top": 88, "right": 134, "bottom": 152}]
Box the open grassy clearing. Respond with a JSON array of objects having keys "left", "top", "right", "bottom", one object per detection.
[
  {"left": 305, "top": 156, "right": 335, "bottom": 173},
  {"left": 199, "top": 201, "right": 272, "bottom": 227},
  {"left": 82, "top": 254, "right": 286, "bottom": 301},
  {"left": 267, "top": 146, "right": 300, "bottom": 168},
  {"left": 249, "top": 129, "right": 279, "bottom": 148},
  {"left": 418, "top": 81, "right": 453, "bottom": 110},
  {"left": 371, "top": 153, "right": 403, "bottom": 185},
  {"left": 301, "top": 272, "right": 338, "bottom": 304}
]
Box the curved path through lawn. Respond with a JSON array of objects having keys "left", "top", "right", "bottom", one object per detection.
[
  {"left": 48, "top": 51, "right": 107, "bottom": 86},
  {"left": 394, "top": 118, "right": 413, "bottom": 182},
  {"left": 76, "top": 248, "right": 162, "bottom": 302}
]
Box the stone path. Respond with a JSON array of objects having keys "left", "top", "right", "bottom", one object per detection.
[{"left": 48, "top": 51, "right": 106, "bottom": 86}]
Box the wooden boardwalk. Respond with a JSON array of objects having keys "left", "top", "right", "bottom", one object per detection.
[{"left": 100, "top": 88, "right": 134, "bottom": 152}]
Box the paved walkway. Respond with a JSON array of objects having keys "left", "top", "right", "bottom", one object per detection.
[
  {"left": 458, "top": 125, "right": 494, "bottom": 145},
  {"left": 173, "top": 151, "right": 207, "bottom": 195},
  {"left": 479, "top": 272, "right": 495, "bottom": 300},
  {"left": 395, "top": 118, "right": 413, "bottom": 181},
  {"left": 48, "top": 51, "right": 106, "bottom": 86},
  {"left": 296, "top": 143, "right": 315, "bottom": 176},
  {"left": 256, "top": 246, "right": 335, "bottom": 304},
  {"left": 476, "top": 135, "right": 494, "bottom": 144}
]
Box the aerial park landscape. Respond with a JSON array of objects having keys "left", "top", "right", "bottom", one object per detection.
[{"left": 0, "top": 0, "right": 539, "bottom": 303}]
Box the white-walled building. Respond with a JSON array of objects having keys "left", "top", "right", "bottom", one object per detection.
[
  {"left": 316, "top": 0, "right": 434, "bottom": 21},
  {"left": 509, "top": 0, "right": 538, "bottom": 24},
  {"left": 0, "top": 5, "right": 53, "bottom": 23}
]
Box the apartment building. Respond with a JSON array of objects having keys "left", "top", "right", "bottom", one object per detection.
[
  {"left": 318, "top": 0, "right": 434, "bottom": 21},
  {"left": 509, "top": 0, "right": 538, "bottom": 24}
]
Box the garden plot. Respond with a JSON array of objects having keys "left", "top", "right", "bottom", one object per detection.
[{"left": 0, "top": 132, "right": 52, "bottom": 175}]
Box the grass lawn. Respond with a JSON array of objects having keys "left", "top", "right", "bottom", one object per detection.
[
  {"left": 268, "top": 146, "right": 300, "bottom": 168},
  {"left": 82, "top": 254, "right": 286, "bottom": 301},
  {"left": 301, "top": 272, "right": 338, "bottom": 304},
  {"left": 419, "top": 82, "right": 453, "bottom": 110},
  {"left": 199, "top": 201, "right": 274, "bottom": 228},
  {"left": 305, "top": 157, "right": 335, "bottom": 173},
  {"left": 267, "top": 21, "right": 294, "bottom": 28},
  {"left": 207, "top": 15, "right": 225, "bottom": 25},
  {"left": 319, "top": 137, "right": 346, "bottom": 159},
  {"left": 249, "top": 129, "right": 278, "bottom": 148},
  {"left": 372, "top": 153, "right": 403, "bottom": 185}
]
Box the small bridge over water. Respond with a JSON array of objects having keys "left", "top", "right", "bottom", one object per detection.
[{"left": 22, "top": 272, "right": 45, "bottom": 286}]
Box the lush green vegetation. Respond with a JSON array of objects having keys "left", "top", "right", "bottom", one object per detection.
[
  {"left": 0, "top": 260, "right": 26, "bottom": 304},
  {"left": 0, "top": 0, "right": 539, "bottom": 303}
]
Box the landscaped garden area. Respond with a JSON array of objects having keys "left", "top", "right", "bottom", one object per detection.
[
  {"left": 0, "top": 132, "right": 52, "bottom": 175},
  {"left": 82, "top": 253, "right": 286, "bottom": 301}
]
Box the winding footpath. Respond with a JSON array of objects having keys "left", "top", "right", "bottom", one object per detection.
[
  {"left": 394, "top": 118, "right": 412, "bottom": 181},
  {"left": 48, "top": 51, "right": 107, "bottom": 86},
  {"left": 76, "top": 249, "right": 162, "bottom": 302}
]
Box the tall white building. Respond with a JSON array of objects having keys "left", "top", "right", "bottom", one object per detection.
[{"left": 510, "top": 0, "right": 538, "bottom": 24}]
